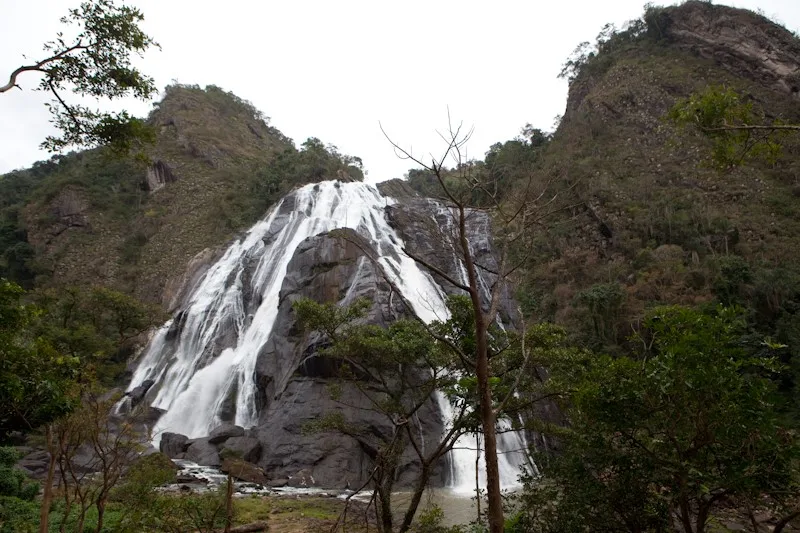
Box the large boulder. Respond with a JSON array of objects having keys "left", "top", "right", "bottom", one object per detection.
[
  {"left": 208, "top": 423, "right": 244, "bottom": 444},
  {"left": 185, "top": 438, "right": 220, "bottom": 466},
  {"left": 160, "top": 432, "right": 189, "bottom": 459},
  {"left": 220, "top": 436, "right": 262, "bottom": 463},
  {"left": 220, "top": 458, "right": 267, "bottom": 484}
]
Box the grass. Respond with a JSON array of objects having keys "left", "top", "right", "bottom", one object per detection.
[{"left": 234, "top": 494, "right": 363, "bottom": 533}]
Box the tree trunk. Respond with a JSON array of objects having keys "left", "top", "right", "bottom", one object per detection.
[
  {"left": 77, "top": 507, "right": 87, "bottom": 533},
  {"left": 378, "top": 483, "right": 393, "bottom": 533},
  {"left": 678, "top": 495, "right": 694, "bottom": 533},
  {"left": 224, "top": 474, "right": 234, "bottom": 533},
  {"left": 96, "top": 499, "right": 106, "bottom": 533},
  {"left": 475, "top": 431, "right": 482, "bottom": 522},
  {"left": 398, "top": 465, "right": 430, "bottom": 533},
  {"left": 695, "top": 502, "right": 709, "bottom": 533},
  {"left": 477, "top": 334, "right": 504, "bottom": 533},
  {"left": 460, "top": 200, "right": 504, "bottom": 533},
  {"left": 39, "top": 425, "right": 57, "bottom": 533}
]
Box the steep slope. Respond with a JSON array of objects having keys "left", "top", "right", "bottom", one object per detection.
[
  {"left": 514, "top": 2, "right": 800, "bottom": 355},
  {"left": 0, "top": 85, "right": 363, "bottom": 307}
]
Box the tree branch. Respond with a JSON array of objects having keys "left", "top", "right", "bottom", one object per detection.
[
  {"left": 0, "top": 42, "right": 87, "bottom": 93},
  {"left": 701, "top": 124, "right": 800, "bottom": 133}
]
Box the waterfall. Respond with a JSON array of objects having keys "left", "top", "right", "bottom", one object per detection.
[{"left": 125, "top": 179, "right": 528, "bottom": 490}]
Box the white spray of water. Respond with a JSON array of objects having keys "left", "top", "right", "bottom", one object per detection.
[{"left": 126, "top": 180, "right": 527, "bottom": 490}]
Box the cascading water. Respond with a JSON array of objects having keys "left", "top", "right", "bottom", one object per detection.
[{"left": 125, "top": 179, "right": 528, "bottom": 491}]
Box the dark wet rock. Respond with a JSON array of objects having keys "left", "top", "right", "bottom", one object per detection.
[
  {"left": 185, "top": 438, "right": 220, "bottom": 467},
  {"left": 220, "top": 436, "right": 262, "bottom": 463},
  {"left": 143, "top": 406, "right": 166, "bottom": 425},
  {"left": 142, "top": 160, "right": 177, "bottom": 193},
  {"left": 145, "top": 186, "right": 520, "bottom": 489},
  {"left": 208, "top": 423, "right": 244, "bottom": 444},
  {"left": 127, "top": 379, "right": 155, "bottom": 406},
  {"left": 385, "top": 199, "right": 518, "bottom": 327},
  {"left": 176, "top": 473, "right": 208, "bottom": 484},
  {"left": 267, "top": 478, "right": 288, "bottom": 488},
  {"left": 248, "top": 227, "right": 447, "bottom": 489},
  {"left": 160, "top": 432, "right": 190, "bottom": 459}
]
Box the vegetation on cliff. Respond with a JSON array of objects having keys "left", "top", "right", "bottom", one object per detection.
[{"left": 0, "top": 84, "right": 364, "bottom": 303}]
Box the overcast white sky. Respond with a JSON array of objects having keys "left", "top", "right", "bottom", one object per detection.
[{"left": 1, "top": 0, "right": 799, "bottom": 181}]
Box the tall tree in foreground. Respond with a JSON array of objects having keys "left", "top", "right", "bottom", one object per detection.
[
  {"left": 517, "top": 306, "right": 800, "bottom": 533},
  {"left": 294, "top": 297, "right": 470, "bottom": 533},
  {"left": 0, "top": 279, "right": 79, "bottom": 442},
  {"left": 382, "top": 116, "right": 569, "bottom": 533},
  {"left": 1, "top": 0, "right": 159, "bottom": 153}
]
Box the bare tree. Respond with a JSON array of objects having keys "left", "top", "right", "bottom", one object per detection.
[{"left": 42, "top": 393, "right": 146, "bottom": 533}]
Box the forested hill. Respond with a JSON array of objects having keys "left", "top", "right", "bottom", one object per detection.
[
  {"left": 408, "top": 2, "right": 800, "bottom": 355},
  {"left": 528, "top": 1, "right": 800, "bottom": 354},
  {"left": 0, "top": 84, "right": 364, "bottom": 305}
]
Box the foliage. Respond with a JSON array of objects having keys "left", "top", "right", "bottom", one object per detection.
[
  {"left": 2, "top": 0, "right": 159, "bottom": 154},
  {"left": 711, "top": 255, "right": 751, "bottom": 306},
  {"left": 0, "top": 279, "right": 80, "bottom": 441},
  {"left": 0, "top": 448, "right": 39, "bottom": 533},
  {"left": 668, "top": 86, "right": 791, "bottom": 168},
  {"left": 573, "top": 282, "right": 626, "bottom": 345},
  {"left": 0, "top": 495, "right": 39, "bottom": 533},
  {"left": 0, "top": 150, "right": 147, "bottom": 287},
  {"left": 295, "top": 296, "right": 463, "bottom": 533},
  {"left": 410, "top": 505, "right": 464, "bottom": 533},
  {"left": 0, "top": 448, "right": 38, "bottom": 501},
  {"left": 519, "top": 306, "right": 800, "bottom": 533},
  {"left": 210, "top": 136, "right": 364, "bottom": 231},
  {"left": 557, "top": 4, "right": 669, "bottom": 83},
  {"left": 0, "top": 279, "right": 161, "bottom": 441},
  {"left": 31, "top": 285, "right": 164, "bottom": 385}
]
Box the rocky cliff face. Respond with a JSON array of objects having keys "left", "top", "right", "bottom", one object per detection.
[{"left": 663, "top": 2, "right": 800, "bottom": 97}]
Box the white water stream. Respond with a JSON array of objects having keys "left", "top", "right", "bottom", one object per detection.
[{"left": 126, "top": 180, "right": 528, "bottom": 492}]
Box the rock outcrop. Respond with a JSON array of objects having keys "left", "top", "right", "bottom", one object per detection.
[
  {"left": 143, "top": 160, "right": 178, "bottom": 193},
  {"left": 663, "top": 1, "right": 800, "bottom": 97}
]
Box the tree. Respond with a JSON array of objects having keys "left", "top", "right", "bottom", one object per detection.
[
  {"left": 0, "top": 279, "right": 80, "bottom": 442},
  {"left": 1, "top": 0, "right": 159, "bottom": 153},
  {"left": 296, "top": 294, "right": 549, "bottom": 532},
  {"left": 669, "top": 85, "right": 800, "bottom": 168},
  {"left": 381, "top": 116, "right": 573, "bottom": 533},
  {"left": 294, "top": 297, "right": 470, "bottom": 533},
  {"left": 42, "top": 392, "right": 149, "bottom": 533},
  {"left": 518, "top": 306, "right": 800, "bottom": 533}
]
